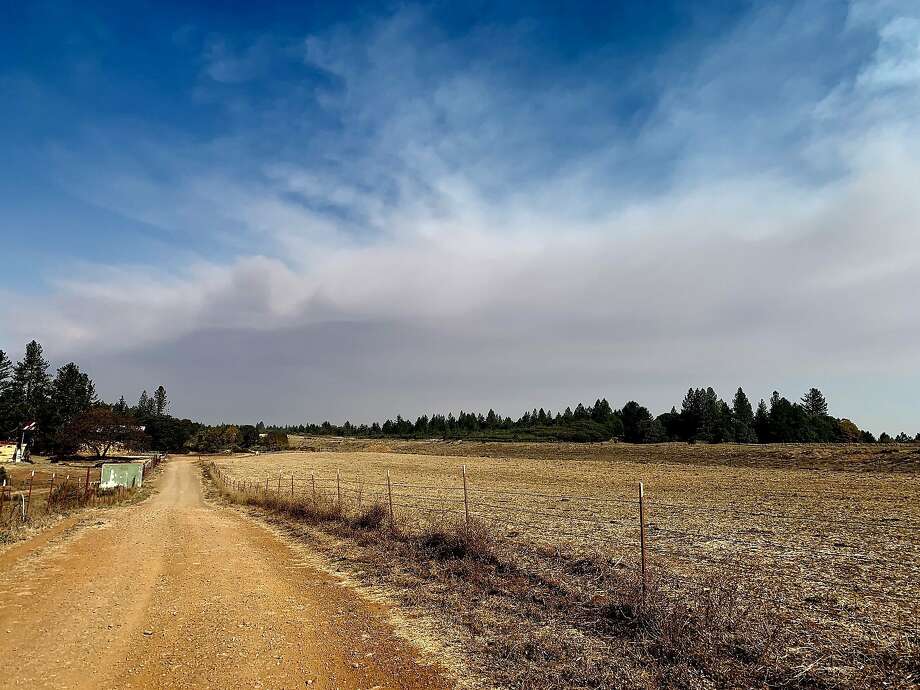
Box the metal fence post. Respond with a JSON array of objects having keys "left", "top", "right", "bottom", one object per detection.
[
  {"left": 26, "top": 470, "right": 34, "bottom": 518},
  {"left": 387, "top": 470, "right": 395, "bottom": 532},
  {"left": 291, "top": 474, "right": 295, "bottom": 498},
  {"left": 462, "top": 465, "right": 470, "bottom": 526},
  {"left": 639, "top": 481, "right": 647, "bottom": 604},
  {"left": 336, "top": 469, "right": 342, "bottom": 507},
  {"left": 47, "top": 473, "right": 56, "bottom": 512},
  {"left": 311, "top": 472, "right": 316, "bottom": 504}
]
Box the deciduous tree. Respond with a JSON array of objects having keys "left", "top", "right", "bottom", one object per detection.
[{"left": 61, "top": 407, "right": 149, "bottom": 458}]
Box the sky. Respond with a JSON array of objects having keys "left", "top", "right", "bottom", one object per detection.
[{"left": 1, "top": 0, "right": 918, "bottom": 433}]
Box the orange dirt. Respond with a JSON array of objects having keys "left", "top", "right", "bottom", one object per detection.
[{"left": 0, "top": 458, "right": 451, "bottom": 689}]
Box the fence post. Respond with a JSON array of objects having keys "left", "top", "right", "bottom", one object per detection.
[
  {"left": 639, "top": 481, "right": 647, "bottom": 604},
  {"left": 0, "top": 480, "right": 6, "bottom": 521},
  {"left": 311, "top": 472, "right": 316, "bottom": 504},
  {"left": 26, "top": 470, "right": 34, "bottom": 518},
  {"left": 386, "top": 470, "right": 395, "bottom": 532},
  {"left": 265, "top": 477, "right": 269, "bottom": 493},
  {"left": 277, "top": 474, "right": 282, "bottom": 494},
  {"left": 84, "top": 466, "right": 91, "bottom": 503},
  {"left": 462, "top": 465, "right": 470, "bottom": 526},
  {"left": 336, "top": 469, "right": 342, "bottom": 507},
  {"left": 291, "top": 474, "right": 294, "bottom": 499},
  {"left": 47, "top": 473, "right": 56, "bottom": 512}
]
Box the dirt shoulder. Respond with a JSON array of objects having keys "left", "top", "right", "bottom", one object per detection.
[{"left": 0, "top": 458, "right": 452, "bottom": 689}]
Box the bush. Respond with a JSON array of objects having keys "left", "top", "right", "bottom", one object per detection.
[{"left": 352, "top": 503, "right": 388, "bottom": 529}]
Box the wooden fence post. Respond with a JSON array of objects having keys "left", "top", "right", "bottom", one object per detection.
[
  {"left": 277, "top": 474, "right": 282, "bottom": 494},
  {"left": 462, "top": 465, "right": 470, "bottom": 526},
  {"left": 26, "top": 470, "right": 34, "bottom": 517},
  {"left": 639, "top": 481, "right": 647, "bottom": 604},
  {"left": 291, "top": 474, "right": 294, "bottom": 499},
  {"left": 47, "top": 473, "right": 56, "bottom": 512},
  {"left": 386, "top": 470, "right": 395, "bottom": 532}
]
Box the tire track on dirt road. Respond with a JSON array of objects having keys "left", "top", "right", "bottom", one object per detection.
[{"left": 0, "top": 458, "right": 451, "bottom": 689}]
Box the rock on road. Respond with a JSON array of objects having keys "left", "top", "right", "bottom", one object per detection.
[{"left": 0, "top": 458, "right": 451, "bottom": 689}]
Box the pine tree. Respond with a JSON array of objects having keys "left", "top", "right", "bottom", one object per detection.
[
  {"left": 9, "top": 340, "right": 52, "bottom": 423},
  {"left": 154, "top": 385, "right": 169, "bottom": 416},
  {"left": 801, "top": 388, "right": 828, "bottom": 417},
  {"left": 0, "top": 349, "right": 12, "bottom": 432},
  {"left": 732, "top": 387, "right": 757, "bottom": 443},
  {"left": 0, "top": 350, "right": 11, "bottom": 390},
  {"left": 51, "top": 363, "right": 96, "bottom": 427},
  {"left": 137, "top": 390, "right": 155, "bottom": 418},
  {"left": 754, "top": 399, "right": 770, "bottom": 443}
]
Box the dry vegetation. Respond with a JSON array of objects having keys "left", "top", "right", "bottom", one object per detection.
[
  {"left": 209, "top": 440, "right": 919, "bottom": 688},
  {"left": 0, "top": 458, "right": 154, "bottom": 544}
]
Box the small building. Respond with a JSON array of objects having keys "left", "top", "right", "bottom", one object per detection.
[
  {"left": 100, "top": 462, "right": 145, "bottom": 490},
  {"left": 0, "top": 442, "right": 18, "bottom": 463}
]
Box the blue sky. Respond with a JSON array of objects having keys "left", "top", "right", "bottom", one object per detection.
[{"left": 1, "top": 1, "right": 918, "bottom": 432}]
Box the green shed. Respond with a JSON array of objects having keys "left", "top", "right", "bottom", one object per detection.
[{"left": 100, "top": 462, "right": 144, "bottom": 489}]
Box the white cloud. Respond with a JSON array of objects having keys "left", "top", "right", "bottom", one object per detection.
[{"left": 3, "top": 1, "right": 920, "bottom": 430}]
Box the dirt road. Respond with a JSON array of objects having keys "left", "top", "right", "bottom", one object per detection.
[{"left": 0, "top": 459, "right": 450, "bottom": 689}]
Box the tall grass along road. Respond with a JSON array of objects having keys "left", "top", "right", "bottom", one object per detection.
[{"left": 0, "top": 458, "right": 449, "bottom": 689}]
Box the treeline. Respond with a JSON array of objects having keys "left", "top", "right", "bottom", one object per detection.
[
  {"left": 0, "top": 339, "right": 285, "bottom": 456},
  {"left": 273, "top": 387, "right": 919, "bottom": 444},
  {"left": 0, "top": 340, "right": 186, "bottom": 454},
  {"left": 3, "top": 340, "right": 917, "bottom": 452}
]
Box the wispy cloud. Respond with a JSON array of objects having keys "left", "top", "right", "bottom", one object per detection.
[{"left": 2, "top": 1, "right": 919, "bottom": 430}]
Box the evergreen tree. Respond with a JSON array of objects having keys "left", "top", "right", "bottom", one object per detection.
[
  {"left": 754, "top": 399, "right": 770, "bottom": 442},
  {"left": 731, "top": 387, "right": 757, "bottom": 443},
  {"left": 0, "top": 349, "right": 12, "bottom": 432},
  {"left": 620, "top": 401, "right": 653, "bottom": 443},
  {"left": 136, "top": 390, "right": 156, "bottom": 418},
  {"left": 9, "top": 340, "right": 52, "bottom": 423},
  {"left": 656, "top": 407, "right": 681, "bottom": 440},
  {"left": 768, "top": 392, "right": 809, "bottom": 442},
  {"left": 591, "top": 398, "right": 613, "bottom": 423},
  {"left": 154, "top": 385, "right": 169, "bottom": 416},
  {"left": 801, "top": 388, "right": 828, "bottom": 417},
  {"left": 51, "top": 363, "right": 96, "bottom": 428},
  {"left": 0, "top": 350, "right": 11, "bottom": 389},
  {"left": 637, "top": 417, "right": 668, "bottom": 442}
]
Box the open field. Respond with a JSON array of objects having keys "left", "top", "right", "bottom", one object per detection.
[{"left": 211, "top": 439, "right": 919, "bottom": 686}]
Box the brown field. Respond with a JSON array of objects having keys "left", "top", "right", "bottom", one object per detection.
[{"left": 211, "top": 438, "right": 919, "bottom": 685}]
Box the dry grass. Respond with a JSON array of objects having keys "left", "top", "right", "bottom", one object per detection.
[
  {"left": 0, "top": 457, "right": 157, "bottom": 545},
  {"left": 210, "top": 441, "right": 920, "bottom": 688}
]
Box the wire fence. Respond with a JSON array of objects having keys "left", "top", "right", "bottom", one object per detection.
[
  {"left": 213, "top": 462, "right": 919, "bottom": 641},
  {"left": 0, "top": 453, "right": 166, "bottom": 526}
]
